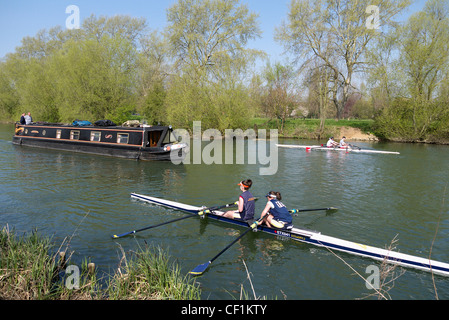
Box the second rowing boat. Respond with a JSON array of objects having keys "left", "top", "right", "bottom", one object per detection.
[
  {"left": 276, "top": 144, "right": 400, "bottom": 155},
  {"left": 130, "top": 193, "right": 449, "bottom": 277}
]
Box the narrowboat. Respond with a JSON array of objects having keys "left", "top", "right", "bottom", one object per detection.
[{"left": 12, "top": 121, "right": 187, "bottom": 162}]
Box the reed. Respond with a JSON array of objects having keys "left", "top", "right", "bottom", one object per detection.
[
  {"left": 0, "top": 226, "right": 59, "bottom": 299},
  {"left": 106, "top": 244, "right": 201, "bottom": 300},
  {"left": 0, "top": 227, "right": 201, "bottom": 300}
]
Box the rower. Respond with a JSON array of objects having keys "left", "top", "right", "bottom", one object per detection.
[
  {"left": 326, "top": 137, "right": 339, "bottom": 148},
  {"left": 258, "top": 191, "right": 293, "bottom": 230},
  {"left": 222, "top": 179, "right": 255, "bottom": 222},
  {"left": 339, "top": 136, "right": 349, "bottom": 148}
]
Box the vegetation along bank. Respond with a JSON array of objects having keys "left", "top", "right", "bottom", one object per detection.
[{"left": 0, "top": 227, "right": 201, "bottom": 300}]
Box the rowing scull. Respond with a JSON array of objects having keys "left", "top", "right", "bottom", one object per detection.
[
  {"left": 276, "top": 144, "right": 400, "bottom": 155},
  {"left": 130, "top": 193, "right": 449, "bottom": 277}
]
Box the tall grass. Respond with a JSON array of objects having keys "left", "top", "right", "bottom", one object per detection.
[
  {"left": 0, "top": 226, "right": 201, "bottom": 300},
  {"left": 0, "top": 226, "right": 60, "bottom": 299},
  {"left": 106, "top": 244, "right": 201, "bottom": 300}
]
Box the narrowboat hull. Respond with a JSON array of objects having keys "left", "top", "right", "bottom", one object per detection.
[{"left": 12, "top": 123, "right": 187, "bottom": 162}]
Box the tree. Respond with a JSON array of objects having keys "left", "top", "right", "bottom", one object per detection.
[
  {"left": 51, "top": 31, "right": 138, "bottom": 122},
  {"left": 0, "top": 61, "right": 20, "bottom": 121},
  {"left": 164, "top": 0, "right": 262, "bottom": 131},
  {"left": 365, "top": 29, "right": 404, "bottom": 113},
  {"left": 135, "top": 31, "right": 171, "bottom": 124},
  {"left": 401, "top": 0, "right": 449, "bottom": 98},
  {"left": 165, "top": 0, "right": 261, "bottom": 79},
  {"left": 305, "top": 62, "right": 333, "bottom": 136},
  {"left": 0, "top": 15, "right": 144, "bottom": 124},
  {"left": 260, "top": 62, "right": 298, "bottom": 132},
  {"left": 373, "top": 0, "right": 449, "bottom": 140},
  {"left": 276, "top": 0, "right": 410, "bottom": 119}
]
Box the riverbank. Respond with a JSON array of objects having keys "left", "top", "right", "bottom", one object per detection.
[
  {"left": 251, "top": 118, "right": 378, "bottom": 141},
  {"left": 251, "top": 118, "right": 449, "bottom": 144},
  {"left": 0, "top": 226, "right": 201, "bottom": 300},
  {"left": 4, "top": 118, "right": 447, "bottom": 144}
]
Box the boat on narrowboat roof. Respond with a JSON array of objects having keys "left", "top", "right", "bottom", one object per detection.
[{"left": 12, "top": 120, "right": 187, "bottom": 162}]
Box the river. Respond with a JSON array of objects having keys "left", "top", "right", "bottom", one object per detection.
[{"left": 1, "top": 123, "right": 448, "bottom": 300}]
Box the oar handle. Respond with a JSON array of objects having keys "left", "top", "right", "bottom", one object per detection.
[
  {"left": 199, "top": 201, "right": 238, "bottom": 214},
  {"left": 199, "top": 197, "right": 259, "bottom": 214}
]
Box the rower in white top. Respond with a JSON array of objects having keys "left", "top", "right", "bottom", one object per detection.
[
  {"left": 326, "top": 137, "right": 339, "bottom": 148},
  {"left": 339, "top": 136, "right": 349, "bottom": 148}
]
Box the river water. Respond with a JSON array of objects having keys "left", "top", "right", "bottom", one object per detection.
[{"left": 1, "top": 123, "right": 448, "bottom": 300}]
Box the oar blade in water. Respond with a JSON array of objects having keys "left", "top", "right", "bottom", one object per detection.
[{"left": 189, "top": 261, "right": 211, "bottom": 276}]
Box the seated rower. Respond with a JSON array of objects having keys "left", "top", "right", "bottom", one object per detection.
[
  {"left": 339, "top": 136, "right": 349, "bottom": 148},
  {"left": 258, "top": 191, "right": 293, "bottom": 230},
  {"left": 222, "top": 179, "right": 255, "bottom": 221},
  {"left": 326, "top": 137, "right": 338, "bottom": 148}
]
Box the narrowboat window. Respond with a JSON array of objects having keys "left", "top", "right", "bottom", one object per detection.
[
  {"left": 90, "top": 131, "right": 101, "bottom": 142},
  {"left": 117, "top": 133, "right": 129, "bottom": 144},
  {"left": 56, "top": 130, "right": 62, "bottom": 139},
  {"left": 70, "top": 130, "right": 80, "bottom": 140},
  {"left": 162, "top": 130, "right": 178, "bottom": 144}
]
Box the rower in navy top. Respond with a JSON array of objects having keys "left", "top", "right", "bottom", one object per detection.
[
  {"left": 223, "top": 179, "right": 255, "bottom": 221},
  {"left": 258, "top": 191, "right": 292, "bottom": 229}
]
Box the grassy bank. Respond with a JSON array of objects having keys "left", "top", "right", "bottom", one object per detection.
[
  {"left": 251, "top": 118, "right": 376, "bottom": 140},
  {"left": 0, "top": 226, "right": 201, "bottom": 300}
]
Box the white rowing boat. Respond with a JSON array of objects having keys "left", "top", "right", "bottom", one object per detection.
[
  {"left": 276, "top": 144, "right": 400, "bottom": 155},
  {"left": 130, "top": 193, "right": 449, "bottom": 277}
]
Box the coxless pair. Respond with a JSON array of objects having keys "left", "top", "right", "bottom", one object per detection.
[{"left": 126, "top": 193, "right": 449, "bottom": 277}]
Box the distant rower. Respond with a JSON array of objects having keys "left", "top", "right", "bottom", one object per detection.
[
  {"left": 326, "top": 137, "right": 339, "bottom": 148},
  {"left": 339, "top": 136, "right": 348, "bottom": 148}
]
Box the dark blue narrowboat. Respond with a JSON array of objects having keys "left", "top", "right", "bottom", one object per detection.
[{"left": 13, "top": 121, "right": 187, "bottom": 162}]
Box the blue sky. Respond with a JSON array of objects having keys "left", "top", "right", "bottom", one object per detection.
[{"left": 0, "top": 0, "right": 427, "bottom": 60}]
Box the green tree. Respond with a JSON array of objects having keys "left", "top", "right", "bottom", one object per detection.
[
  {"left": 374, "top": 0, "right": 449, "bottom": 141},
  {"left": 139, "top": 81, "right": 167, "bottom": 125},
  {"left": 165, "top": 0, "right": 261, "bottom": 78},
  {"left": 51, "top": 34, "right": 138, "bottom": 122},
  {"left": 0, "top": 60, "right": 20, "bottom": 121},
  {"left": 164, "top": 0, "right": 262, "bottom": 131},
  {"left": 276, "top": 0, "right": 410, "bottom": 119},
  {"left": 136, "top": 31, "right": 171, "bottom": 124},
  {"left": 260, "top": 62, "right": 298, "bottom": 133},
  {"left": 0, "top": 15, "right": 144, "bottom": 124}
]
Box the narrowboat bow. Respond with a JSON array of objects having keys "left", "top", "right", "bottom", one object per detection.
[{"left": 13, "top": 122, "right": 187, "bottom": 161}]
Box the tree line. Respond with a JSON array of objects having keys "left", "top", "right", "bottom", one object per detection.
[{"left": 0, "top": 0, "right": 448, "bottom": 142}]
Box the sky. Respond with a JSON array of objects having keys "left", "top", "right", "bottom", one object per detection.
[{"left": 0, "top": 0, "right": 428, "bottom": 61}]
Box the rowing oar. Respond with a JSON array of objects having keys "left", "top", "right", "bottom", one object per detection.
[
  {"left": 289, "top": 207, "right": 338, "bottom": 216},
  {"left": 189, "top": 217, "right": 264, "bottom": 276},
  {"left": 349, "top": 144, "right": 361, "bottom": 150},
  {"left": 111, "top": 201, "right": 238, "bottom": 239}
]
